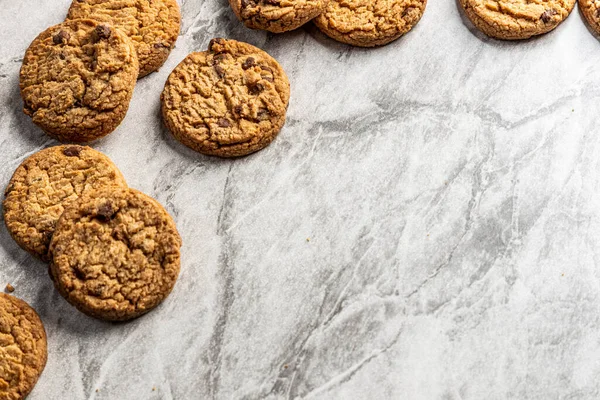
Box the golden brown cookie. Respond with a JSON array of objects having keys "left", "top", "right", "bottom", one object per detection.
[
  {"left": 0, "top": 294, "right": 47, "bottom": 400},
  {"left": 66, "top": 0, "right": 181, "bottom": 78},
  {"left": 49, "top": 187, "right": 182, "bottom": 321},
  {"left": 580, "top": 0, "right": 600, "bottom": 35},
  {"left": 460, "top": 0, "right": 575, "bottom": 39},
  {"left": 161, "top": 38, "right": 290, "bottom": 158},
  {"left": 313, "top": 0, "right": 427, "bottom": 47},
  {"left": 230, "top": 0, "right": 328, "bottom": 33},
  {"left": 3, "top": 145, "right": 127, "bottom": 261},
  {"left": 20, "top": 19, "right": 139, "bottom": 142}
]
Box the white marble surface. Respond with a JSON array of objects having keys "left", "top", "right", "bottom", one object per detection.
[{"left": 2, "top": 0, "right": 600, "bottom": 398}]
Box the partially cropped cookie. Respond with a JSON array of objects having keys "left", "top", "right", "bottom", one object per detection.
[
  {"left": 313, "top": 0, "right": 426, "bottom": 47},
  {"left": 66, "top": 0, "right": 181, "bottom": 78},
  {"left": 460, "top": 0, "right": 575, "bottom": 39},
  {"left": 230, "top": 0, "right": 328, "bottom": 32},
  {"left": 161, "top": 38, "right": 290, "bottom": 157},
  {"left": 0, "top": 294, "right": 47, "bottom": 400},
  {"left": 20, "top": 19, "right": 139, "bottom": 142},
  {"left": 3, "top": 145, "right": 127, "bottom": 261},
  {"left": 49, "top": 187, "right": 182, "bottom": 321},
  {"left": 580, "top": 0, "right": 600, "bottom": 35}
]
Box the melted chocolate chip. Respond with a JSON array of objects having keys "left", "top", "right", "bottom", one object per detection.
[
  {"left": 59, "top": 52, "right": 66, "bottom": 60},
  {"left": 241, "top": 0, "right": 256, "bottom": 8},
  {"left": 234, "top": 105, "right": 243, "bottom": 116},
  {"left": 263, "top": 0, "right": 280, "bottom": 5},
  {"left": 94, "top": 25, "right": 112, "bottom": 41},
  {"left": 540, "top": 9, "right": 557, "bottom": 23},
  {"left": 242, "top": 57, "right": 256, "bottom": 70},
  {"left": 96, "top": 202, "right": 116, "bottom": 221},
  {"left": 154, "top": 43, "right": 170, "bottom": 49},
  {"left": 214, "top": 65, "right": 226, "bottom": 78},
  {"left": 248, "top": 82, "right": 264, "bottom": 94},
  {"left": 63, "top": 146, "right": 83, "bottom": 157},
  {"left": 213, "top": 53, "right": 228, "bottom": 64},
  {"left": 53, "top": 30, "right": 70, "bottom": 45},
  {"left": 209, "top": 38, "right": 226, "bottom": 53},
  {"left": 257, "top": 108, "right": 270, "bottom": 120},
  {"left": 217, "top": 118, "right": 232, "bottom": 127}
]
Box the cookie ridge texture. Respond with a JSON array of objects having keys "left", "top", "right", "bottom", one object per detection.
[
  {"left": 66, "top": 0, "right": 181, "bottom": 77},
  {"left": 3, "top": 145, "right": 127, "bottom": 261},
  {"left": 0, "top": 293, "right": 48, "bottom": 400},
  {"left": 49, "top": 187, "right": 182, "bottom": 321},
  {"left": 161, "top": 38, "right": 290, "bottom": 158},
  {"left": 313, "top": 0, "right": 427, "bottom": 47},
  {"left": 230, "top": 0, "right": 329, "bottom": 33},
  {"left": 460, "top": 0, "right": 575, "bottom": 39},
  {"left": 20, "top": 19, "right": 139, "bottom": 142}
]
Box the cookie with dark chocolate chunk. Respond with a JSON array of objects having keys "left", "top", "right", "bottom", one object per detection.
[
  {"left": 20, "top": 19, "right": 139, "bottom": 142},
  {"left": 161, "top": 38, "right": 290, "bottom": 158}
]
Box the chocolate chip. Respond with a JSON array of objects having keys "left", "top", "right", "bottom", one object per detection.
[
  {"left": 241, "top": 0, "right": 256, "bottom": 8},
  {"left": 209, "top": 38, "right": 226, "bottom": 53},
  {"left": 94, "top": 25, "right": 112, "bottom": 41},
  {"left": 248, "top": 82, "right": 264, "bottom": 94},
  {"left": 154, "top": 43, "right": 170, "bottom": 49},
  {"left": 59, "top": 52, "right": 66, "bottom": 60},
  {"left": 257, "top": 108, "right": 270, "bottom": 120},
  {"left": 234, "top": 105, "right": 243, "bottom": 115},
  {"left": 214, "top": 65, "right": 226, "bottom": 78},
  {"left": 4, "top": 183, "right": 14, "bottom": 197},
  {"left": 242, "top": 57, "right": 256, "bottom": 70},
  {"left": 212, "top": 53, "right": 228, "bottom": 64},
  {"left": 217, "top": 118, "right": 231, "bottom": 128},
  {"left": 263, "top": 0, "right": 280, "bottom": 5},
  {"left": 96, "top": 202, "right": 116, "bottom": 221},
  {"left": 540, "top": 9, "right": 557, "bottom": 23},
  {"left": 402, "top": 6, "right": 416, "bottom": 17},
  {"left": 63, "top": 146, "right": 83, "bottom": 157},
  {"left": 53, "top": 30, "right": 70, "bottom": 45},
  {"left": 74, "top": 267, "right": 87, "bottom": 281}
]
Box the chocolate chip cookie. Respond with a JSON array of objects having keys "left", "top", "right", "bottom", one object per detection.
[
  {"left": 66, "top": 0, "right": 181, "bottom": 78},
  {"left": 230, "top": 0, "right": 328, "bottom": 32},
  {"left": 313, "top": 0, "right": 427, "bottom": 47},
  {"left": 580, "top": 0, "right": 600, "bottom": 35},
  {"left": 3, "top": 145, "right": 127, "bottom": 261},
  {"left": 20, "top": 19, "right": 139, "bottom": 142},
  {"left": 460, "top": 0, "right": 575, "bottom": 39},
  {"left": 0, "top": 294, "right": 47, "bottom": 400},
  {"left": 161, "top": 38, "right": 290, "bottom": 157},
  {"left": 49, "top": 187, "right": 182, "bottom": 321}
]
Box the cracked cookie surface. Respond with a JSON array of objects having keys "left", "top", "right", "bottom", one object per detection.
[
  {"left": 579, "top": 0, "right": 600, "bottom": 35},
  {"left": 67, "top": 0, "right": 181, "bottom": 78},
  {"left": 230, "top": 0, "right": 328, "bottom": 32},
  {"left": 20, "top": 19, "right": 139, "bottom": 142},
  {"left": 161, "top": 38, "right": 290, "bottom": 157},
  {"left": 313, "top": 0, "right": 426, "bottom": 47},
  {"left": 49, "top": 187, "right": 182, "bottom": 321},
  {"left": 3, "top": 145, "right": 127, "bottom": 261},
  {"left": 460, "top": 0, "right": 575, "bottom": 39},
  {"left": 0, "top": 294, "right": 47, "bottom": 400}
]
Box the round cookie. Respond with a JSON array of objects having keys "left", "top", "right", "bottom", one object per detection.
[
  {"left": 66, "top": 0, "right": 181, "bottom": 78},
  {"left": 20, "top": 19, "right": 139, "bottom": 142},
  {"left": 230, "top": 0, "right": 329, "bottom": 33},
  {"left": 313, "top": 0, "right": 427, "bottom": 47},
  {"left": 3, "top": 145, "right": 127, "bottom": 261},
  {"left": 49, "top": 187, "right": 182, "bottom": 321},
  {"left": 0, "top": 294, "right": 47, "bottom": 400},
  {"left": 161, "top": 38, "right": 290, "bottom": 158},
  {"left": 460, "top": 0, "right": 575, "bottom": 40}
]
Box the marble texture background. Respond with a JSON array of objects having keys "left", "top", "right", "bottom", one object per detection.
[{"left": 2, "top": 0, "right": 600, "bottom": 398}]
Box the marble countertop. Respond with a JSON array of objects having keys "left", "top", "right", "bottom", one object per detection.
[{"left": 2, "top": 0, "right": 600, "bottom": 398}]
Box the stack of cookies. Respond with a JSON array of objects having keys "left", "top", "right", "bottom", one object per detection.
[
  {"left": 3, "top": 145, "right": 182, "bottom": 322},
  {"left": 20, "top": 0, "right": 181, "bottom": 143},
  {"left": 228, "top": 0, "right": 428, "bottom": 47}
]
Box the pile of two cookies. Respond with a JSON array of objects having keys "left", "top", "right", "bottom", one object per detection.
[
  {"left": 20, "top": 0, "right": 181, "bottom": 143},
  {"left": 3, "top": 145, "right": 182, "bottom": 322},
  {"left": 230, "top": 0, "right": 428, "bottom": 47}
]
